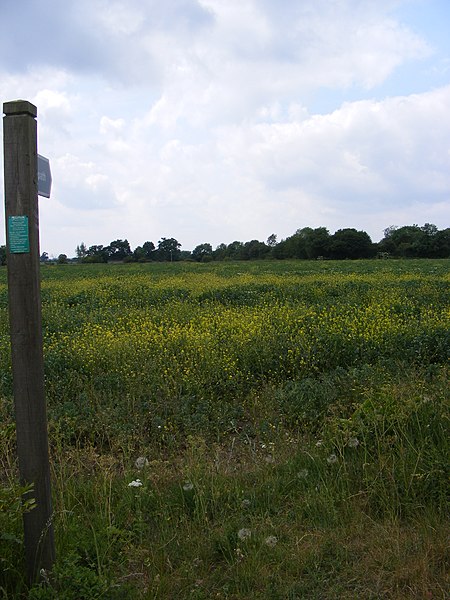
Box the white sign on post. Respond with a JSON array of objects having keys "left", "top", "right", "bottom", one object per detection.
[{"left": 37, "top": 154, "right": 51, "bottom": 198}]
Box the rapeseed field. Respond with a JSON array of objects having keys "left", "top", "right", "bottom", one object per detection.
[{"left": 1, "top": 259, "right": 448, "bottom": 598}]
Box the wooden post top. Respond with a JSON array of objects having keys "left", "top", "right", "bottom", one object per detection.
[{"left": 3, "top": 100, "right": 37, "bottom": 118}]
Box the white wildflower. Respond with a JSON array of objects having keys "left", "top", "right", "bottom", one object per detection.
[
  {"left": 235, "top": 547, "right": 244, "bottom": 561},
  {"left": 241, "top": 498, "right": 251, "bottom": 508},
  {"left": 183, "top": 481, "right": 194, "bottom": 492},
  {"left": 327, "top": 454, "right": 338, "bottom": 465},
  {"left": 135, "top": 456, "right": 149, "bottom": 470},
  {"left": 237, "top": 528, "right": 252, "bottom": 541},
  {"left": 297, "top": 468, "right": 309, "bottom": 479},
  {"left": 40, "top": 569, "right": 50, "bottom": 585},
  {"left": 264, "top": 535, "right": 278, "bottom": 547},
  {"left": 315, "top": 440, "right": 323, "bottom": 447},
  {"left": 348, "top": 437, "right": 360, "bottom": 448},
  {"left": 128, "top": 479, "right": 143, "bottom": 487}
]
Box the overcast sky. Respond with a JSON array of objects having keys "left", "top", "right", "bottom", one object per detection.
[{"left": 1, "top": 0, "right": 449, "bottom": 256}]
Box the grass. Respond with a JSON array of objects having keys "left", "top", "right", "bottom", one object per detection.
[{"left": 0, "top": 259, "right": 449, "bottom": 598}]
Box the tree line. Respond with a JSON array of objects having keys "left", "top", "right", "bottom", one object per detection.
[
  {"left": 1, "top": 223, "right": 448, "bottom": 267},
  {"left": 72, "top": 223, "right": 449, "bottom": 263}
]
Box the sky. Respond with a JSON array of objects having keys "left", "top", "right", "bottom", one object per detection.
[{"left": 1, "top": 0, "right": 449, "bottom": 257}]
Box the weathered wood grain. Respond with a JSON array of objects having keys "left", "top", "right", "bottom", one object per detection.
[{"left": 3, "top": 100, "right": 55, "bottom": 583}]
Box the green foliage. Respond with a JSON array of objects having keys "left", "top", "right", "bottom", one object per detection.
[
  {"left": 0, "top": 259, "right": 448, "bottom": 598},
  {"left": 192, "top": 243, "right": 213, "bottom": 262},
  {"left": 329, "top": 228, "right": 375, "bottom": 259},
  {"left": 379, "top": 223, "right": 450, "bottom": 258},
  {"left": 0, "top": 478, "right": 36, "bottom": 594},
  {"left": 82, "top": 245, "right": 108, "bottom": 263},
  {"left": 28, "top": 555, "right": 130, "bottom": 599},
  {"left": 157, "top": 237, "right": 182, "bottom": 261},
  {"left": 69, "top": 222, "right": 448, "bottom": 263},
  {"left": 274, "top": 226, "right": 331, "bottom": 259},
  {"left": 107, "top": 239, "right": 132, "bottom": 261}
]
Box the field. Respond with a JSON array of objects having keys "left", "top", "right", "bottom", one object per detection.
[{"left": 0, "top": 259, "right": 449, "bottom": 599}]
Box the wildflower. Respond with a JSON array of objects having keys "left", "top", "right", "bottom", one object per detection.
[
  {"left": 264, "top": 535, "right": 278, "bottom": 547},
  {"left": 348, "top": 437, "right": 359, "bottom": 448},
  {"left": 297, "top": 468, "right": 309, "bottom": 479},
  {"left": 327, "top": 454, "right": 338, "bottom": 464},
  {"left": 40, "top": 569, "right": 50, "bottom": 585},
  {"left": 183, "top": 481, "right": 194, "bottom": 492},
  {"left": 315, "top": 440, "right": 323, "bottom": 447},
  {"left": 235, "top": 547, "right": 244, "bottom": 561},
  {"left": 264, "top": 455, "right": 275, "bottom": 464},
  {"left": 237, "top": 528, "right": 251, "bottom": 541},
  {"left": 128, "top": 479, "right": 143, "bottom": 487},
  {"left": 135, "top": 456, "right": 149, "bottom": 470},
  {"left": 241, "top": 498, "right": 251, "bottom": 508}
]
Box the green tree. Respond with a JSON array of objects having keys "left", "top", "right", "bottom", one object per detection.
[
  {"left": 378, "top": 223, "right": 449, "bottom": 258},
  {"left": 267, "top": 233, "right": 277, "bottom": 247},
  {"left": 225, "top": 241, "right": 244, "bottom": 260},
  {"left": 431, "top": 228, "right": 450, "bottom": 258},
  {"left": 378, "top": 226, "right": 397, "bottom": 255},
  {"left": 296, "top": 227, "right": 331, "bottom": 258},
  {"left": 132, "top": 246, "right": 145, "bottom": 262},
  {"left": 57, "top": 253, "right": 68, "bottom": 264},
  {"left": 107, "top": 239, "right": 132, "bottom": 261},
  {"left": 192, "top": 243, "right": 213, "bottom": 262},
  {"left": 213, "top": 243, "right": 227, "bottom": 261},
  {"left": 272, "top": 227, "right": 330, "bottom": 259},
  {"left": 76, "top": 242, "right": 87, "bottom": 260},
  {"left": 329, "top": 228, "right": 374, "bottom": 259},
  {"left": 241, "top": 239, "right": 270, "bottom": 260},
  {"left": 272, "top": 238, "right": 290, "bottom": 259},
  {"left": 417, "top": 223, "right": 439, "bottom": 257},
  {"left": 142, "top": 241, "right": 156, "bottom": 260},
  {"left": 378, "top": 225, "right": 424, "bottom": 257},
  {"left": 157, "top": 238, "right": 181, "bottom": 261},
  {"left": 83, "top": 245, "right": 108, "bottom": 263}
]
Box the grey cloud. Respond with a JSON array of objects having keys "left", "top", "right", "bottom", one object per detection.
[
  {"left": 1, "top": 1, "right": 106, "bottom": 73},
  {"left": 0, "top": 0, "right": 213, "bottom": 84}
]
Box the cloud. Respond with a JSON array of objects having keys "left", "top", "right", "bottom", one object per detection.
[
  {"left": 0, "top": 0, "right": 448, "bottom": 255},
  {"left": 121, "top": 84, "right": 450, "bottom": 245},
  {"left": 213, "top": 84, "right": 450, "bottom": 207},
  {"left": 0, "top": 0, "right": 213, "bottom": 85},
  {"left": 132, "top": 0, "right": 431, "bottom": 134},
  {"left": 55, "top": 153, "right": 119, "bottom": 210}
]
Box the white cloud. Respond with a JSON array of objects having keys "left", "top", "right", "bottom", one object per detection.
[
  {"left": 99, "top": 116, "right": 126, "bottom": 136},
  {"left": 94, "top": 0, "right": 145, "bottom": 36},
  {"left": 0, "top": 0, "right": 448, "bottom": 254},
  {"left": 33, "top": 89, "right": 71, "bottom": 114}
]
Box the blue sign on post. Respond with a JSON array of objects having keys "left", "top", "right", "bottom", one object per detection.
[
  {"left": 37, "top": 154, "right": 51, "bottom": 198},
  {"left": 8, "top": 215, "right": 30, "bottom": 253}
]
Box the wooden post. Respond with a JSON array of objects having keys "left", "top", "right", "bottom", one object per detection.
[{"left": 3, "top": 100, "right": 55, "bottom": 583}]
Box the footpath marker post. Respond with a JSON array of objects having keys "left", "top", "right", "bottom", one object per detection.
[{"left": 3, "top": 100, "right": 55, "bottom": 583}]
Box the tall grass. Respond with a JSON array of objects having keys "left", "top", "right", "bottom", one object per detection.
[{"left": 0, "top": 259, "right": 449, "bottom": 598}]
